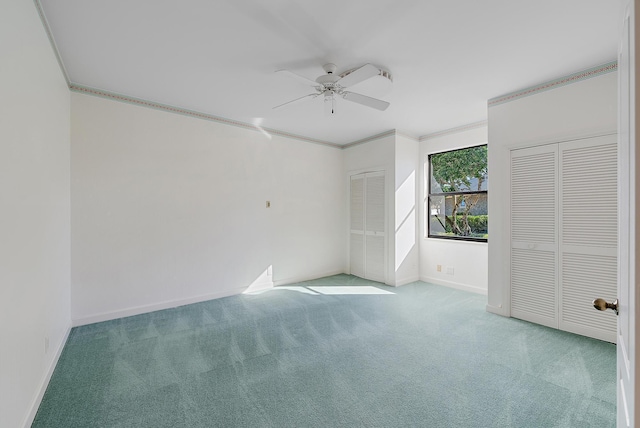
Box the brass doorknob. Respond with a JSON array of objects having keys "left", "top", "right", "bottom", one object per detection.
[{"left": 592, "top": 298, "right": 618, "bottom": 315}]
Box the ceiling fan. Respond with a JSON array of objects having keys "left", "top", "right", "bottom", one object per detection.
[{"left": 274, "top": 63, "right": 390, "bottom": 115}]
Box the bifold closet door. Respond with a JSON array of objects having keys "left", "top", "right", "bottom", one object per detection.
[
  {"left": 511, "top": 135, "right": 618, "bottom": 342},
  {"left": 559, "top": 135, "right": 617, "bottom": 343},
  {"left": 364, "top": 173, "right": 385, "bottom": 282},
  {"left": 510, "top": 145, "right": 559, "bottom": 329},
  {"left": 350, "top": 172, "right": 386, "bottom": 282},
  {"left": 350, "top": 175, "right": 365, "bottom": 278}
]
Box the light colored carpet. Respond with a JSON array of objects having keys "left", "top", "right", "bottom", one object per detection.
[{"left": 33, "top": 275, "right": 616, "bottom": 427}]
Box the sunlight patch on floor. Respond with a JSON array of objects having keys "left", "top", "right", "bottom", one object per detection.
[
  {"left": 268, "top": 286, "right": 319, "bottom": 295},
  {"left": 307, "top": 286, "right": 394, "bottom": 295},
  {"left": 255, "top": 285, "right": 394, "bottom": 296}
]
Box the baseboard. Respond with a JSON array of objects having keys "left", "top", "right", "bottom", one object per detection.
[
  {"left": 272, "top": 270, "right": 346, "bottom": 287},
  {"left": 486, "top": 303, "right": 509, "bottom": 317},
  {"left": 72, "top": 270, "right": 350, "bottom": 327},
  {"left": 420, "top": 276, "right": 487, "bottom": 295},
  {"left": 241, "top": 279, "right": 274, "bottom": 294},
  {"left": 23, "top": 323, "right": 72, "bottom": 428},
  {"left": 390, "top": 275, "right": 420, "bottom": 287},
  {"left": 72, "top": 286, "right": 261, "bottom": 327}
]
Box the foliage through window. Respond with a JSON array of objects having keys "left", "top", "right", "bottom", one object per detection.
[{"left": 428, "top": 145, "right": 488, "bottom": 241}]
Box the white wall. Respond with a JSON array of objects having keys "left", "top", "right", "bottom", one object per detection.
[
  {"left": 419, "top": 126, "right": 489, "bottom": 294},
  {"left": 487, "top": 71, "right": 617, "bottom": 316},
  {"left": 343, "top": 135, "right": 396, "bottom": 285},
  {"left": 395, "top": 134, "right": 420, "bottom": 285},
  {"left": 70, "top": 93, "right": 345, "bottom": 324},
  {"left": 1, "top": 6, "right": 618, "bottom": 424},
  {"left": 0, "top": 2, "right": 71, "bottom": 427},
  {"left": 343, "top": 132, "right": 420, "bottom": 286}
]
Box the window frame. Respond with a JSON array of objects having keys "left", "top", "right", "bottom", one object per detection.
[{"left": 427, "top": 144, "right": 488, "bottom": 243}]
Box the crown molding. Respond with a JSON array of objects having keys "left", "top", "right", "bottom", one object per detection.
[
  {"left": 32, "top": 1, "right": 483, "bottom": 152},
  {"left": 33, "top": 3, "right": 617, "bottom": 153},
  {"left": 342, "top": 130, "right": 397, "bottom": 149},
  {"left": 396, "top": 130, "right": 419, "bottom": 142},
  {"left": 33, "top": 0, "right": 70, "bottom": 86},
  {"left": 488, "top": 60, "right": 617, "bottom": 107},
  {"left": 70, "top": 84, "right": 491, "bottom": 151},
  {"left": 71, "top": 84, "right": 407, "bottom": 150},
  {"left": 70, "top": 85, "right": 344, "bottom": 149},
  {"left": 419, "top": 121, "right": 488, "bottom": 141},
  {"left": 35, "top": 0, "right": 340, "bottom": 149},
  {"left": 341, "top": 129, "right": 420, "bottom": 149}
]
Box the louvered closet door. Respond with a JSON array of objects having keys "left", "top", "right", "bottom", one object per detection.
[
  {"left": 510, "top": 145, "right": 558, "bottom": 329},
  {"left": 350, "top": 172, "right": 386, "bottom": 283},
  {"left": 559, "top": 135, "right": 617, "bottom": 343},
  {"left": 350, "top": 175, "right": 365, "bottom": 278},
  {"left": 364, "top": 172, "right": 385, "bottom": 282}
]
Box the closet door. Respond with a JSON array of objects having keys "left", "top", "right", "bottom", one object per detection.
[
  {"left": 350, "top": 175, "right": 365, "bottom": 278},
  {"left": 559, "top": 135, "right": 617, "bottom": 342},
  {"left": 350, "top": 172, "right": 386, "bottom": 282},
  {"left": 364, "top": 172, "right": 386, "bottom": 282},
  {"left": 510, "top": 145, "right": 558, "bottom": 328}
]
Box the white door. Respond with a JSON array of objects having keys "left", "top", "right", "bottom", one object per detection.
[
  {"left": 559, "top": 136, "right": 618, "bottom": 343},
  {"left": 350, "top": 175, "right": 365, "bottom": 278},
  {"left": 350, "top": 172, "right": 386, "bottom": 282},
  {"left": 510, "top": 144, "right": 558, "bottom": 329},
  {"left": 364, "top": 172, "right": 386, "bottom": 282},
  {"left": 616, "top": 2, "right": 635, "bottom": 426},
  {"left": 510, "top": 138, "right": 618, "bottom": 343}
]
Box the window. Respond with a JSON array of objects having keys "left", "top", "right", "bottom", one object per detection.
[{"left": 428, "top": 145, "right": 488, "bottom": 242}]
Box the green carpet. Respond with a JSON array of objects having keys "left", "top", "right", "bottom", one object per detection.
[{"left": 33, "top": 275, "right": 616, "bottom": 427}]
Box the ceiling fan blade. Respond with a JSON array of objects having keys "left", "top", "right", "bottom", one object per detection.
[
  {"left": 336, "top": 64, "right": 379, "bottom": 88},
  {"left": 276, "top": 69, "right": 318, "bottom": 87},
  {"left": 272, "top": 93, "right": 319, "bottom": 110},
  {"left": 342, "top": 92, "right": 390, "bottom": 111}
]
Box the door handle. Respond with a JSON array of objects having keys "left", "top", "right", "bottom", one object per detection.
[{"left": 592, "top": 298, "right": 618, "bottom": 316}]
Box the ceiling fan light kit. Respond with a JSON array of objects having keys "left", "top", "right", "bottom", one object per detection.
[
  {"left": 324, "top": 91, "right": 337, "bottom": 115},
  {"left": 274, "top": 63, "right": 391, "bottom": 115}
]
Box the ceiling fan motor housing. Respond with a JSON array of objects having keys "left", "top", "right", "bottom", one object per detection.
[
  {"left": 316, "top": 74, "right": 341, "bottom": 86},
  {"left": 322, "top": 63, "right": 337, "bottom": 74},
  {"left": 274, "top": 62, "right": 390, "bottom": 112}
]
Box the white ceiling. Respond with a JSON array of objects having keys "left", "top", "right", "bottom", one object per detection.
[{"left": 39, "top": 0, "right": 622, "bottom": 145}]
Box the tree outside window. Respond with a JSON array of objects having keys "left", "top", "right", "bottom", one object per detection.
[{"left": 428, "top": 145, "right": 488, "bottom": 241}]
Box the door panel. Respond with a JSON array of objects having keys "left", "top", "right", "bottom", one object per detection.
[
  {"left": 510, "top": 145, "right": 558, "bottom": 328},
  {"left": 365, "top": 172, "right": 385, "bottom": 282},
  {"left": 561, "top": 251, "right": 617, "bottom": 341},
  {"left": 511, "top": 247, "right": 557, "bottom": 328},
  {"left": 350, "top": 171, "right": 386, "bottom": 283},
  {"left": 365, "top": 235, "right": 385, "bottom": 283},
  {"left": 365, "top": 174, "right": 385, "bottom": 234},
  {"left": 617, "top": 3, "right": 634, "bottom": 426},
  {"left": 510, "top": 138, "right": 619, "bottom": 342},
  {"left": 559, "top": 136, "right": 618, "bottom": 343},
  {"left": 350, "top": 175, "right": 365, "bottom": 278}
]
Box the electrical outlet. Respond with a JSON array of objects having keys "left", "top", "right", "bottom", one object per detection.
[
  {"left": 436, "top": 264, "right": 442, "bottom": 272},
  {"left": 446, "top": 266, "right": 454, "bottom": 275}
]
